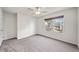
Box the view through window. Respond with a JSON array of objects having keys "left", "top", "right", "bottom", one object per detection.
[{"left": 44, "top": 15, "right": 64, "bottom": 32}]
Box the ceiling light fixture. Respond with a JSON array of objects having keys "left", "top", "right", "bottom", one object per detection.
[
  {"left": 35, "top": 7, "right": 41, "bottom": 15},
  {"left": 35, "top": 11, "right": 40, "bottom": 15}
]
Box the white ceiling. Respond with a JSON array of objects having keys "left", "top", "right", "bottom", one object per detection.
[{"left": 3, "top": 7, "right": 71, "bottom": 17}]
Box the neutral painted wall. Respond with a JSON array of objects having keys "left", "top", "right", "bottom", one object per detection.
[
  {"left": 77, "top": 8, "right": 79, "bottom": 47},
  {"left": 0, "top": 8, "right": 3, "bottom": 30},
  {"left": 0, "top": 8, "right": 3, "bottom": 46},
  {"left": 17, "top": 13, "right": 36, "bottom": 39},
  {"left": 37, "top": 8, "right": 77, "bottom": 45},
  {"left": 3, "top": 12, "right": 17, "bottom": 40}
]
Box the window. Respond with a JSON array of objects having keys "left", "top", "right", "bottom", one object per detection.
[{"left": 44, "top": 15, "right": 64, "bottom": 33}]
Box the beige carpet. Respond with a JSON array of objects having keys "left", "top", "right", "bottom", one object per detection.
[{"left": 0, "top": 35, "right": 79, "bottom": 52}]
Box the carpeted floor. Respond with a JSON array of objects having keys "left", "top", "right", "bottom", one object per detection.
[{"left": 0, "top": 35, "right": 79, "bottom": 52}]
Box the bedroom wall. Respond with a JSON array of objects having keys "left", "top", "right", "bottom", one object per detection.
[
  {"left": 37, "top": 8, "right": 77, "bottom": 45},
  {"left": 77, "top": 8, "right": 79, "bottom": 47},
  {"left": 17, "top": 13, "right": 36, "bottom": 39},
  {"left": 3, "top": 11, "right": 17, "bottom": 40},
  {"left": 0, "top": 8, "right": 3, "bottom": 46}
]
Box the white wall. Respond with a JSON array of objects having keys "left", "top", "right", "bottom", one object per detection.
[
  {"left": 37, "top": 8, "right": 77, "bottom": 45},
  {"left": 0, "top": 8, "right": 3, "bottom": 46},
  {"left": 17, "top": 13, "right": 36, "bottom": 39},
  {"left": 3, "top": 12, "right": 17, "bottom": 40},
  {"left": 0, "top": 8, "right": 3, "bottom": 30},
  {"left": 77, "top": 8, "right": 79, "bottom": 47}
]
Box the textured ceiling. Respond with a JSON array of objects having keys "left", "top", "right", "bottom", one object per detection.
[{"left": 3, "top": 7, "right": 71, "bottom": 17}]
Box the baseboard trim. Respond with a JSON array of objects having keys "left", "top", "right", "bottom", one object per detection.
[{"left": 5, "top": 37, "right": 17, "bottom": 40}]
